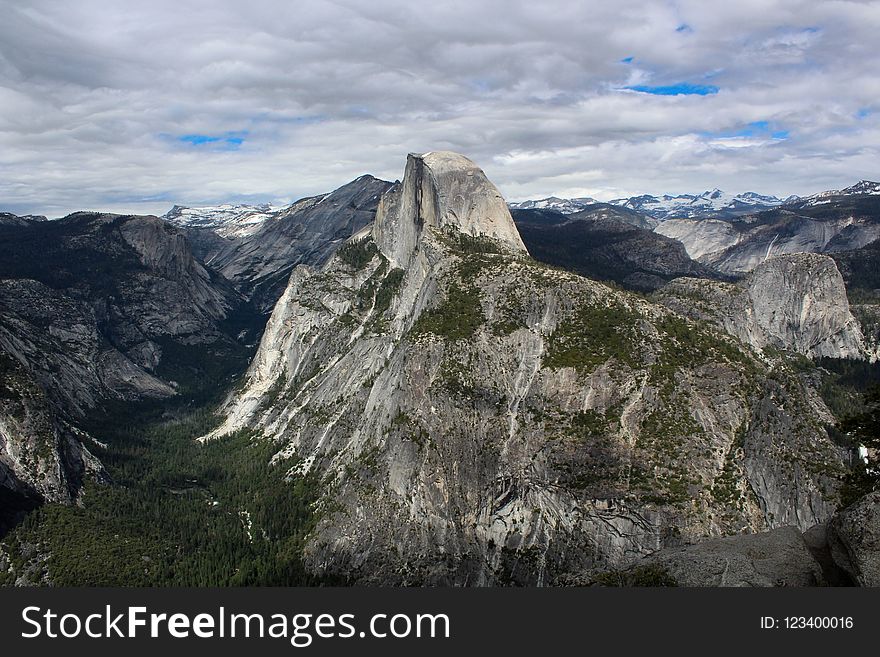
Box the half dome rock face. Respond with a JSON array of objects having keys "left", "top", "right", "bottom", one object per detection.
[
  {"left": 372, "top": 152, "right": 527, "bottom": 267},
  {"left": 655, "top": 253, "right": 865, "bottom": 360},
  {"left": 208, "top": 153, "right": 846, "bottom": 585}
]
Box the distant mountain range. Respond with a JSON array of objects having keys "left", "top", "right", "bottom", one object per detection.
[
  {"left": 511, "top": 190, "right": 795, "bottom": 220},
  {"left": 509, "top": 181, "right": 880, "bottom": 221},
  {"left": 656, "top": 190, "right": 880, "bottom": 275},
  {"left": 164, "top": 176, "right": 392, "bottom": 312},
  {"left": 609, "top": 189, "right": 798, "bottom": 220},
  {"left": 796, "top": 180, "right": 880, "bottom": 207},
  {"left": 169, "top": 181, "right": 880, "bottom": 240},
  {"left": 181, "top": 186, "right": 788, "bottom": 235},
  {"left": 512, "top": 206, "right": 720, "bottom": 292}
]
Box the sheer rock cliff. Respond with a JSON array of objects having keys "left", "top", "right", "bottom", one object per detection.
[{"left": 209, "top": 153, "right": 848, "bottom": 584}]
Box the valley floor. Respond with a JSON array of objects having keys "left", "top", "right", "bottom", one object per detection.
[{"left": 0, "top": 399, "right": 327, "bottom": 586}]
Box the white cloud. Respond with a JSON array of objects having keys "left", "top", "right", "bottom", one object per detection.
[{"left": 0, "top": 0, "right": 878, "bottom": 216}]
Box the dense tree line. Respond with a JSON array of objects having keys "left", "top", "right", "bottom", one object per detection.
[
  {"left": 1, "top": 401, "right": 327, "bottom": 586},
  {"left": 841, "top": 386, "right": 880, "bottom": 506}
]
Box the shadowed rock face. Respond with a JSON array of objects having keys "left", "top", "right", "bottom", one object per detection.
[
  {"left": 828, "top": 491, "right": 880, "bottom": 586},
  {"left": 209, "top": 152, "right": 846, "bottom": 585},
  {"left": 0, "top": 213, "right": 253, "bottom": 512},
  {"left": 831, "top": 239, "right": 880, "bottom": 359},
  {"left": 655, "top": 253, "right": 865, "bottom": 360},
  {"left": 1, "top": 349, "right": 104, "bottom": 518},
  {"left": 512, "top": 207, "right": 723, "bottom": 292}
]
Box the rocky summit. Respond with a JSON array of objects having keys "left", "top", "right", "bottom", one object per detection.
[
  {"left": 654, "top": 253, "right": 866, "bottom": 360},
  {"left": 208, "top": 152, "right": 848, "bottom": 585}
]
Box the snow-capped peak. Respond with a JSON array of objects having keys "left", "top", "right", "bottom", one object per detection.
[
  {"left": 163, "top": 203, "right": 279, "bottom": 239},
  {"left": 801, "top": 180, "right": 880, "bottom": 206},
  {"left": 843, "top": 180, "right": 880, "bottom": 195},
  {"left": 607, "top": 189, "right": 790, "bottom": 220},
  {"left": 508, "top": 196, "right": 599, "bottom": 214}
]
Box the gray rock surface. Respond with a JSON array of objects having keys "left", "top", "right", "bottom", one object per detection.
[
  {"left": 512, "top": 207, "right": 723, "bottom": 293},
  {"left": 372, "top": 151, "right": 526, "bottom": 268},
  {"left": 1, "top": 350, "right": 104, "bottom": 508},
  {"left": 0, "top": 212, "right": 252, "bottom": 510},
  {"left": 831, "top": 238, "right": 880, "bottom": 360},
  {"left": 172, "top": 176, "right": 393, "bottom": 313},
  {"left": 827, "top": 491, "right": 880, "bottom": 586},
  {"left": 635, "top": 526, "right": 826, "bottom": 586},
  {"left": 589, "top": 492, "right": 880, "bottom": 587},
  {"left": 654, "top": 253, "right": 865, "bottom": 359},
  {"left": 209, "top": 152, "right": 846, "bottom": 585},
  {"left": 655, "top": 196, "right": 880, "bottom": 275}
]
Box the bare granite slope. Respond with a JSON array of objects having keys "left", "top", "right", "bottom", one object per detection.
[{"left": 208, "top": 153, "right": 848, "bottom": 584}]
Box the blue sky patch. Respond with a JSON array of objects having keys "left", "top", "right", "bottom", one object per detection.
[
  {"left": 700, "top": 121, "right": 789, "bottom": 141},
  {"left": 176, "top": 131, "right": 247, "bottom": 150},
  {"left": 626, "top": 83, "right": 719, "bottom": 96}
]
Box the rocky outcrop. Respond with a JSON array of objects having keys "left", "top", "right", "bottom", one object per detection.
[
  {"left": 630, "top": 527, "right": 826, "bottom": 586},
  {"left": 209, "top": 152, "right": 846, "bottom": 585},
  {"left": 654, "top": 253, "right": 865, "bottom": 359},
  {"left": 372, "top": 152, "right": 526, "bottom": 267},
  {"left": 596, "top": 490, "right": 879, "bottom": 587},
  {"left": 827, "top": 491, "right": 880, "bottom": 586},
  {"left": 1, "top": 352, "right": 104, "bottom": 513}
]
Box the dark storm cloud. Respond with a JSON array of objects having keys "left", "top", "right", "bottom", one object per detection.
[{"left": 1, "top": 0, "right": 878, "bottom": 216}]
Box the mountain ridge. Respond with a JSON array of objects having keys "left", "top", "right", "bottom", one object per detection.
[{"left": 205, "top": 152, "right": 848, "bottom": 584}]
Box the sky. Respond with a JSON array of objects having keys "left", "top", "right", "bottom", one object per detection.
[{"left": 1, "top": 0, "right": 879, "bottom": 217}]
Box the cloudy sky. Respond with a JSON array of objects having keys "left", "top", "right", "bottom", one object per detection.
[{"left": 1, "top": 0, "right": 879, "bottom": 217}]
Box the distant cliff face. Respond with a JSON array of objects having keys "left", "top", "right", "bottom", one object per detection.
[
  {"left": 168, "top": 176, "right": 394, "bottom": 313},
  {"left": 512, "top": 207, "right": 723, "bottom": 292},
  {"left": 1, "top": 349, "right": 104, "bottom": 526},
  {"left": 209, "top": 153, "right": 846, "bottom": 585},
  {"left": 655, "top": 253, "right": 865, "bottom": 360},
  {"left": 0, "top": 213, "right": 254, "bottom": 513},
  {"left": 372, "top": 152, "right": 526, "bottom": 267},
  {"left": 655, "top": 196, "right": 880, "bottom": 275}
]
